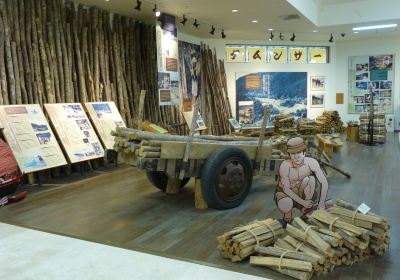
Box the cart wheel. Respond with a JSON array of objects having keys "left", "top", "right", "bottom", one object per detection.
[
  {"left": 146, "top": 171, "right": 190, "bottom": 192},
  {"left": 201, "top": 147, "right": 253, "bottom": 210}
]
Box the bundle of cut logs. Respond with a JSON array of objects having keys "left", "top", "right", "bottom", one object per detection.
[
  {"left": 218, "top": 199, "right": 390, "bottom": 280},
  {"left": 315, "top": 111, "right": 345, "bottom": 133},
  {"left": 359, "top": 113, "right": 386, "bottom": 144},
  {"left": 297, "top": 118, "right": 316, "bottom": 135}
]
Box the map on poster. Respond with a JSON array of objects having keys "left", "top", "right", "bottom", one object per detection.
[
  {"left": 84, "top": 102, "right": 126, "bottom": 150},
  {"left": 348, "top": 54, "right": 394, "bottom": 114},
  {"left": 44, "top": 103, "right": 104, "bottom": 163},
  {"left": 236, "top": 72, "right": 307, "bottom": 127},
  {"left": 0, "top": 105, "right": 67, "bottom": 173}
]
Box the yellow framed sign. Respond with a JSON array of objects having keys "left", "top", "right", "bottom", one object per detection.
[
  {"left": 268, "top": 47, "right": 287, "bottom": 63},
  {"left": 247, "top": 46, "right": 266, "bottom": 62},
  {"left": 289, "top": 47, "right": 307, "bottom": 63},
  {"left": 309, "top": 47, "right": 328, "bottom": 63},
  {"left": 226, "top": 46, "right": 245, "bottom": 62}
]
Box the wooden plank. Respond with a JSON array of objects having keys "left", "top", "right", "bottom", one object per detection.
[
  {"left": 194, "top": 178, "right": 208, "bottom": 209},
  {"left": 161, "top": 141, "right": 272, "bottom": 160}
]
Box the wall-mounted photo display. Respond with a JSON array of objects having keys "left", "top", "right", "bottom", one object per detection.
[
  {"left": 225, "top": 45, "right": 246, "bottom": 62},
  {"left": 238, "top": 100, "right": 254, "bottom": 125},
  {"left": 289, "top": 47, "right": 307, "bottom": 63},
  {"left": 247, "top": 46, "right": 266, "bottom": 62},
  {"left": 348, "top": 54, "right": 394, "bottom": 114},
  {"left": 309, "top": 47, "right": 328, "bottom": 63},
  {"left": 0, "top": 105, "right": 67, "bottom": 173},
  {"left": 310, "top": 76, "right": 325, "bottom": 91},
  {"left": 311, "top": 93, "right": 325, "bottom": 108},
  {"left": 268, "top": 46, "right": 288, "bottom": 63}
]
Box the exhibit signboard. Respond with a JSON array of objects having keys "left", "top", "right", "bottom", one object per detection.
[
  {"left": 0, "top": 104, "right": 67, "bottom": 173},
  {"left": 44, "top": 103, "right": 104, "bottom": 163},
  {"left": 84, "top": 102, "right": 126, "bottom": 150}
]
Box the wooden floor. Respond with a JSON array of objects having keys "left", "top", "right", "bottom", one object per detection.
[{"left": 0, "top": 134, "right": 399, "bottom": 279}]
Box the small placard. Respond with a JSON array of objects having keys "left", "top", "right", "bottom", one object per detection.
[{"left": 357, "top": 203, "right": 371, "bottom": 214}]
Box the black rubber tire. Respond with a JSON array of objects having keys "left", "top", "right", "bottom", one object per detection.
[
  {"left": 200, "top": 147, "right": 253, "bottom": 210},
  {"left": 146, "top": 171, "right": 190, "bottom": 192}
]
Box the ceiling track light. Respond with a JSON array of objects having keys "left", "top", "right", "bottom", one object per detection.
[
  {"left": 279, "top": 32, "right": 284, "bottom": 40},
  {"left": 180, "top": 15, "right": 187, "bottom": 26},
  {"left": 221, "top": 29, "right": 226, "bottom": 39},
  {"left": 193, "top": 19, "right": 200, "bottom": 28},
  {"left": 153, "top": 4, "right": 160, "bottom": 17},
  {"left": 210, "top": 25, "right": 215, "bottom": 35},
  {"left": 134, "top": 0, "right": 141, "bottom": 11},
  {"left": 269, "top": 32, "right": 274, "bottom": 41},
  {"left": 329, "top": 33, "right": 333, "bottom": 42},
  {"left": 290, "top": 33, "right": 295, "bottom": 41}
]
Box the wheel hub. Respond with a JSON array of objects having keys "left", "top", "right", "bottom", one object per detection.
[{"left": 218, "top": 160, "right": 246, "bottom": 201}]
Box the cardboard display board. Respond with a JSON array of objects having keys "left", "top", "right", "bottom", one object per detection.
[
  {"left": 0, "top": 105, "right": 67, "bottom": 173},
  {"left": 44, "top": 103, "right": 104, "bottom": 163},
  {"left": 84, "top": 102, "right": 126, "bottom": 150}
]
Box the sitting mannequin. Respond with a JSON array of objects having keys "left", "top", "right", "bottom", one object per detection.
[{"left": 275, "top": 137, "right": 328, "bottom": 223}]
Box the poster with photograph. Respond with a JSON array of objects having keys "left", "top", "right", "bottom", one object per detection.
[
  {"left": 236, "top": 72, "right": 307, "bottom": 127},
  {"left": 348, "top": 55, "right": 394, "bottom": 114},
  {"left": 226, "top": 46, "right": 245, "bottom": 62},
  {"left": 84, "top": 102, "right": 126, "bottom": 150},
  {"left": 310, "top": 76, "right": 325, "bottom": 91},
  {"left": 45, "top": 103, "right": 104, "bottom": 163},
  {"left": 289, "top": 47, "right": 307, "bottom": 63},
  {"left": 0, "top": 105, "right": 67, "bottom": 173},
  {"left": 178, "top": 41, "right": 201, "bottom": 112},
  {"left": 311, "top": 94, "right": 325, "bottom": 108},
  {"left": 247, "top": 46, "right": 266, "bottom": 62},
  {"left": 268, "top": 47, "right": 287, "bottom": 63}
]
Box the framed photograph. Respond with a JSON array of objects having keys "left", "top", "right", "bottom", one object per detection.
[
  {"left": 238, "top": 101, "right": 254, "bottom": 124},
  {"left": 311, "top": 93, "right": 325, "bottom": 107},
  {"left": 310, "top": 76, "right": 325, "bottom": 91},
  {"left": 228, "top": 118, "right": 242, "bottom": 130}
]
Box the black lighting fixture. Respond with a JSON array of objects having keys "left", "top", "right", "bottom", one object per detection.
[
  {"left": 134, "top": 0, "right": 142, "bottom": 11},
  {"left": 221, "top": 29, "right": 226, "bottom": 39},
  {"left": 193, "top": 19, "right": 200, "bottom": 28},
  {"left": 268, "top": 32, "right": 274, "bottom": 41},
  {"left": 279, "top": 32, "right": 284, "bottom": 40},
  {"left": 290, "top": 33, "right": 295, "bottom": 41},
  {"left": 180, "top": 15, "right": 187, "bottom": 26},
  {"left": 329, "top": 33, "right": 333, "bottom": 42},
  {"left": 153, "top": 4, "right": 160, "bottom": 17},
  {"left": 210, "top": 25, "right": 215, "bottom": 35}
]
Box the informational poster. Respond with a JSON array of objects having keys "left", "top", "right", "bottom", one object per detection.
[
  {"left": 289, "top": 47, "right": 307, "bottom": 63},
  {"left": 268, "top": 46, "right": 287, "bottom": 63},
  {"left": 309, "top": 47, "right": 328, "bottom": 63},
  {"left": 84, "top": 102, "right": 126, "bottom": 150},
  {"left": 156, "top": 20, "right": 180, "bottom": 106},
  {"left": 348, "top": 54, "right": 394, "bottom": 114},
  {"left": 226, "top": 46, "right": 245, "bottom": 62},
  {"left": 178, "top": 41, "right": 201, "bottom": 112},
  {"left": 0, "top": 105, "right": 67, "bottom": 173},
  {"left": 247, "top": 46, "right": 266, "bottom": 62},
  {"left": 44, "top": 103, "right": 105, "bottom": 163},
  {"left": 236, "top": 72, "right": 307, "bottom": 127}
]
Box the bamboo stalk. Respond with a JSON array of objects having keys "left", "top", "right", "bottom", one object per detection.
[{"left": 250, "top": 256, "right": 313, "bottom": 272}]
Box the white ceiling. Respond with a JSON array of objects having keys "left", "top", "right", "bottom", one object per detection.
[{"left": 73, "top": 0, "right": 400, "bottom": 42}]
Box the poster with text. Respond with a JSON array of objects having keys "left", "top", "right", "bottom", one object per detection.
[
  {"left": 236, "top": 72, "right": 307, "bottom": 127},
  {"left": 84, "top": 102, "right": 126, "bottom": 150},
  {"left": 247, "top": 46, "right": 266, "bottom": 62},
  {"left": 268, "top": 47, "right": 287, "bottom": 63},
  {"left": 0, "top": 105, "right": 67, "bottom": 173},
  {"left": 348, "top": 55, "right": 394, "bottom": 114},
  {"left": 45, "top": 103, "right": 104, "bottom": 163},
  {"left": 289, "top": 47, "right": 307, "bottom": 63},
  {"left": 226, "top": 46, "right": 245, "bottom": 62},
  {"left": 309, "top": 47, "right": 327, "bottom": 63}
]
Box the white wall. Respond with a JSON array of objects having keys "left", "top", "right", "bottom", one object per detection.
[
  {"left": 202, "top": 38, "right": 336, "bottom": 120},
  {"left": 336, "top": 36, "right": 400, "bottom": 129}
]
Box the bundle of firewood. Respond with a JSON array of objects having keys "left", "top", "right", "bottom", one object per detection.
[
  {"left": 297, "top": 118, "right": 316, "bottom": 135},
  {"left": 315, "top": 111, "right": 345, "bottom": 133},
  {"left": 347, "top": 121, "right": 359, "bottom": 127},
  {"left": 217, "top": 218, "right": 284, "bottom": 262},
  {"left": 246, "top": 200, "right": 390, "bottom": 279},
  {"left": 274, "top": 114, "right": 295, "bottom": 131},
  {"left": 359, "top": 113, "right": 386, "bottom": 144}
]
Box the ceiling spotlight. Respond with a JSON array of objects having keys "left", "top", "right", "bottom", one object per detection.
[
  {"left": 290, "top": 33, "right": 295, "bottom": 41},
  {"left": 210, "top": 25, "right": 215, "bottom": 35},
  {"left": 180, "top": 15, "right": 187, "bottom": 26},
  {"left": 193, "top": 19, "right": 200, "bottom": 28},
  {"left": 354, "top": 31, "right": 359, "bottom": 34},
  {"left": 279, "top": 32, "right": 284, "bottom": 40},
  {"left": 153, "top": 4, "right": 160, "bottom": 17},
  {"left": 329, "top": 33, "right": 333, "bottom": 42},
  {"left": 134, "top": 0, "right": 141, "bottom": 11},
  {"left": 313, "top": 30, "right": 318, "bottom": 33},
  {"left": 232, "top": 9, "right": 239, "bottom": 13},
  {"left": 221, "top": 29, "right": 226, "bottom": 39},
  {"left": 251, "top": 20, "right": 258, "bottom": 23},
  {"left": 268, "top": 28, "right": 273, "bottom": 31},
  {"left": 268, "top": 32, "right": 274, "bottom": 41}
]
